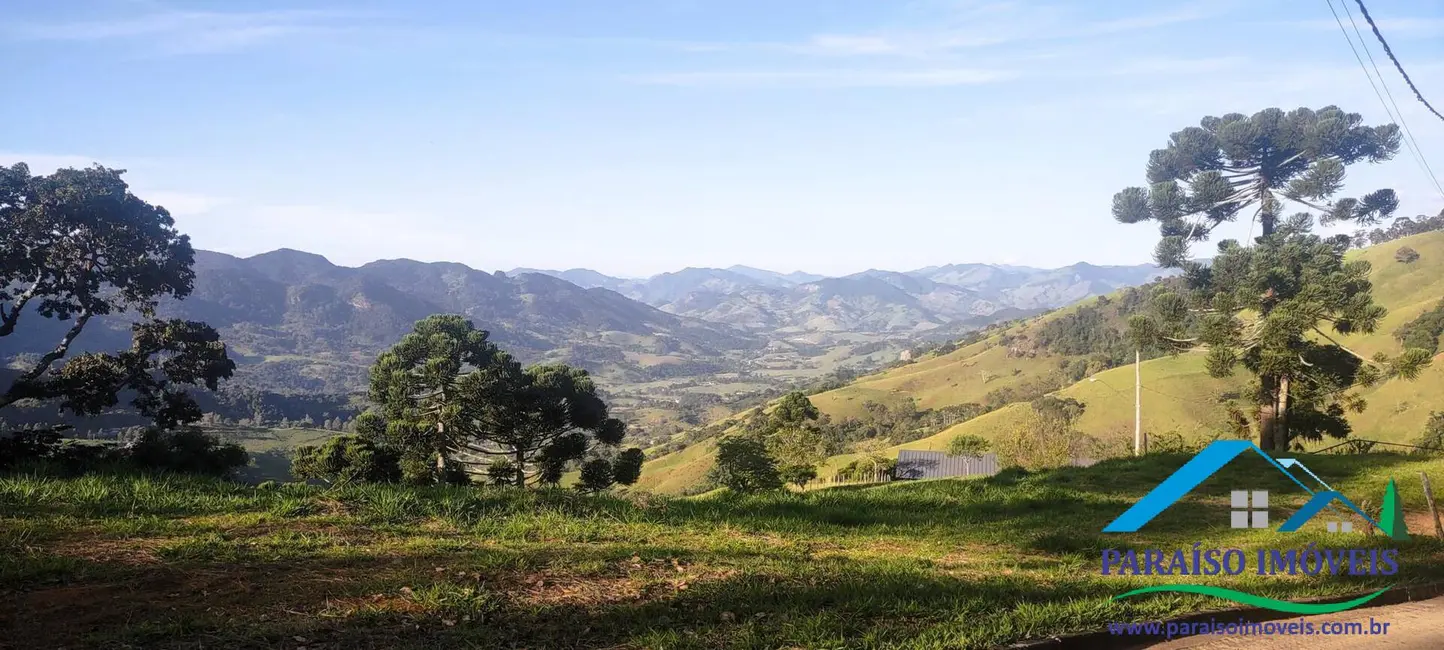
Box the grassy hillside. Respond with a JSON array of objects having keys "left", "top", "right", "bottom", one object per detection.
[
  {"left": 638, "top": 231, "right": 1444, "bottom": 494},
  {"left": 809, "top": 340, "right": 1065, "bottom": 419},
  {"left": 7, "top": 454, "right": 1444, "bottom": 649}
]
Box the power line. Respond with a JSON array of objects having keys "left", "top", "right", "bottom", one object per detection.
[
  {"left": 1090, "top": 375, "right": 1218, "bottom": 407},
  {"left": 1350, "top": 0, "right": 1444, "bottom": 124},
  {"left": 1338, "top": 0, "right": 1444, "bottom": 200},
  {"left": 1323, "top": 0, "right": 1444, "bottom": 201},
  {"left": 1141, "top": 384, "right": 1219, "bottom": 407}
]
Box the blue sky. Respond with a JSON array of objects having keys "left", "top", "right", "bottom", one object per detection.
[{"left": 4, "top": 0, "right": 1444, "bottom": 277}]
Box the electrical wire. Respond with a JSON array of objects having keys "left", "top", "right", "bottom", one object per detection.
[
  {"left": 1337, "top": 0, "right": 1444, "bottom": 200},
  {"left": 1324, "top": 0, "right": 1444, "bottom": 201},
  {"left": 1141, "top": 384, "right": 1220, "bottom": 407},
  {"left": 1351, "top": 0, "right": 1444, "bottom": 124}
]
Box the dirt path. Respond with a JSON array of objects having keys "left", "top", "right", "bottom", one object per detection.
[{"left": 1146, "top": 596, "right": 1444, "bottom": 649}]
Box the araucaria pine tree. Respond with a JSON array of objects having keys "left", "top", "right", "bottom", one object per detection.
[{"left": 1112, "top": 107, "right": 1430, "bottom": 451}]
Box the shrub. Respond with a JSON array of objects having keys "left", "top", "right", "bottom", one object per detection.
[
  {"left": 576, "top": 458, "right": 614, "bottom": 493},
  {"left": 1395, "top": 246, "right": 1420, "bottom": 264},
  {"left": 0, "top": 427, "right": 66, "bottom": 468},
  {"left": 1146, "top": 429, "right": 1193, "bottom": 454},
  {"left": 778, "top": 464, "right": 818, "bottom": 490},
  {"left": 291, "top": 435, "right": 401, "bottom": 485},
  {"left": 124, "top": 428, "right": 249, "bottom": 477},
  {"left": 485, "top": 459, "right": 519, "bottom": 486},
  {"left": 995, "top": 409, "right": 1087, "bottom": 471},
  {"left": 394, "top": 453, "right": 471, "bottom": 486}
]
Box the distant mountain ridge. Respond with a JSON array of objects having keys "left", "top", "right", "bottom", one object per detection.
[{"left": 507, "top": 260, "right": 1172, "bottom": 334}]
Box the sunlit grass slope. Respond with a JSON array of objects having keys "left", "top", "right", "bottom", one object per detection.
[
  {"left": 640, "top": 231, "right": 1444, "bottom": 492},
  {"left": 6, "top": 453, "right": 1444, "bottom": 649}
]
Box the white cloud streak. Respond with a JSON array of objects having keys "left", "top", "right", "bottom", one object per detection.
[
  {"left": 6, "top": 9, "right": 363, "bottom": 54},
  {"left": 628, "top": 67, "right": 1015, "bottom": 88}
]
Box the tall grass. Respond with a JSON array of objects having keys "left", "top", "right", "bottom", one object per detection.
[{"left": 7, "top": 453, "right": 1444, "bottom": 649}]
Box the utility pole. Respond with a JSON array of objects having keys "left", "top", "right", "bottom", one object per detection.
[{"left": 1134, "top": 349, "right": 1144, "bottom": 456}]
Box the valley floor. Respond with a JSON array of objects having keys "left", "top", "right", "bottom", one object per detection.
[{"left": 4, "top": 453, "right": 1444, "bottom": 649}]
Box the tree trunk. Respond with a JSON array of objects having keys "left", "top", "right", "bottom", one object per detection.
[
  {"left": 434, "top": 421, "right": 447, "bottom": 483},
  {"left": 1275, "top": 375, "right": 1291, "bottom": 451},
  {"left": 1254, "top": 194, "right": 1284, "bottom": 450},
  {"left": 1258, "top": 376, "right": 1279, "bottom": 451},
  {"left": 1259, "top": 193, "right": 1278, "bottom": 238},
  {"left": 514, "top": 449, "right": 527, "bottom": 488}
]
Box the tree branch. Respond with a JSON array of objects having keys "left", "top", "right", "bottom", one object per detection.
[
  {"left": 1283, "top": 195, "right": 1334, "bottom": 213},
  {"left": 0, "top": 273, "right": 44, "bottom": 337},
  {"left": 0, "top": 309, "right": 92, "bottom": 410},
  {"left": 15, "top": 309, "right": 91, "bottom": 385},
  {"left": 1311, "top": 327, "right": 1383, "bottom": 368}
]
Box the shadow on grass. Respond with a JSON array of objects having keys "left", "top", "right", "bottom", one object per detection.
[{"left": 1, "top": 549, "right": 1162, "bottom": 650}]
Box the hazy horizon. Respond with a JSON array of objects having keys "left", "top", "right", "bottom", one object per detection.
[{"left": 203, "top": 245, "right": 1169, "bottom": 280}]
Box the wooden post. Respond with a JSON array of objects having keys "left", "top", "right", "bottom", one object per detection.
[{"left": 1422, "top": 472, "right": 1444, "bottom": 539}]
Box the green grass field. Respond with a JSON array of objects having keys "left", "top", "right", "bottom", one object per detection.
[
  {"left": 640, "top": 231, "right": 1444, "bottom": 494},
  {"left": 5, "top": 453, "right": 1444, "bottom": 649}
]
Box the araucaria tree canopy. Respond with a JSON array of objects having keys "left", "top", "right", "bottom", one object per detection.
[
  {"left": 361, "top": 314, "right": 643, "bottom": 487},
  {"left": 1111, "top": 107, "right": 1430, "bottom": 450}
]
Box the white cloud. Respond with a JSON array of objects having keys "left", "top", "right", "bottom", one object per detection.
[
  {"left": 628, "top": 68, "right": 1015, "bottom": 88},
  {"left": 6, "top": 9, "right": 363, "bottom": 54},
  {"left": 1105, "top": 56, "right": 1249, "bottom": 76},
  {"left": 140, "top": 191, "right": 229, "bottom": 217},
  {"left": 198, "top": 204, "right": 470, "bottom": 267},
  {"left": 782, "top": 1, "right": 1227, "bottom": 59}
]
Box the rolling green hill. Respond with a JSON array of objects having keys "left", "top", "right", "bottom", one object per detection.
[{"left": 634, "top": 230, "right": 1444, "bottom": 494}]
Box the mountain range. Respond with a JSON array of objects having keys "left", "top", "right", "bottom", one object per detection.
[
  {"left": 4, "top": 248, "right": 1168, "bottom": 412},
  {"left": 509, "top": 261, "right": 1169, "bottom": 334}
]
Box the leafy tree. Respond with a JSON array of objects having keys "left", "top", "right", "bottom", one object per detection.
[
  {"left": 767, "top": 424, "right": 828, "bottom": 468},
  {"left": 778, "top": 464, "right": 817, "bottom": 490},
  {"left": 1415, "top": 412, "right": 1444, "bottom": 452},
  {"left": 1030, "top": 396, "right": 1086, "bottom": 423},
  {"left": 946, "top": 434, "right": 990, "bottom": 457},
  {"left": 1394, "top": 300, "right": 1444, "bottom": 356},
  {"left": 707, "top": 434, "right": 782, "bottom": 493},
  {"left": 1395, "top": 246, "right": 1420, "bottom": 264},
  {"left": 0, "top": 164, "right": 235, "bottom": 437},
  {"left": 576, "top": 458, "right": 614, "bottom": 493},
  {"left": 362, "top": 315, "right": 504, "bottom": 482},
  {"left": 769, "top": 391, "right": 820, "bottom": 429},
  {"left": 1111, "top": 107, "right": 1429, "bottom": 450},
  {"left": 835, "top": 454, "right": 897, "bottom": 481},
  {"left": 292, "top": 434, "right": 401, "bottom": 485},
  {"left": 611, "top": 448, "right": 644, "bottom": 486},
  {"left": 1354, "top": 210, "right": 1444, "bottom": 247}
]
